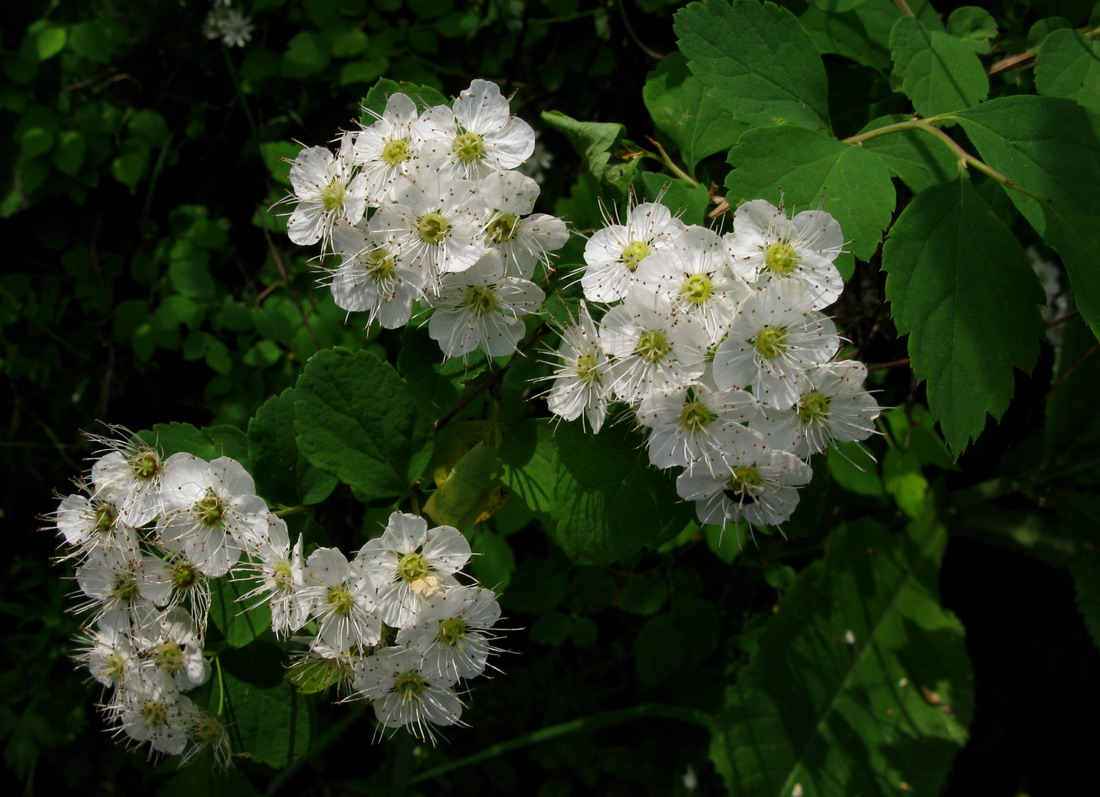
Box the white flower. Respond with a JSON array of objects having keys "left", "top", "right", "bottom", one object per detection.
[
  {"left": 395, "top": 585, "right": 502, "bottom": 682},
  {"left": 357, "top": 512, "right": 472, "bottom": 629},
  {"left": 109, "top": 678, "right": 199, "bottom": 758},
  {"left": 302, "top": 547, "right": 382, "bottom": 656},
  {"left": 89, "top": 433, "right": 172, "bottom": 527},
  {"left": 353, "top": 92, "right": 428, "bottom": 202},
  {"left": 725, "top": 199, "right": 844, "bottom": 309},
  {"left": 759, "top": 360, "right": 882, "bottom": 458},
  {"left": 419, "top": 79, "right": 535, "bottom": 180},
  {"left": 543, "top": 301, "right": 612, "bottom": 432},
  {"left": 51, "top": 487, "right": 136, "bottom": 561},
  {"left": 637, "top": 384, "right": 762, "bottom": 470},
  {"left": 286, "top": 132, "right": 370, "bottom": 248},
  {"left": 478, "top": 170, "right": 569, "bottom": 279},
  {"left": 238, "top": 514, "right": 312, "bottom": 637},
  {"left": 131, "top": 606, "right": 210, "bottom": 695},
  {"left": 157, "top": 454, "right": 270, "bottom": 578},
  {"left": 326, "top": 219, "right": 428, "bottom": 329},
  {"left": 581, "top": 201, "right": 684, "bottom": 302},
  {"left": 351, "top": 646, "right": 465, "bottom": 742},
  {"left": 370, "top": 166, "right": 487, "bottom": 282},
  {"left": 428, "top": 252, "right": 545, "bottom": 360},
  {"left": 676, "top": 429, "right": 814, "bottom": 529},
  {"left": 75, "top": 542, "right": 172, "bottom": 617},
  {"left": 635, "top": 225, "right": 750, "bottom": 346},
  {"left": 712, "top": 281, "right": 839, "bottom": 410},
  {"left": 600, "top": 289, "right": 708, "bottom": 404}
]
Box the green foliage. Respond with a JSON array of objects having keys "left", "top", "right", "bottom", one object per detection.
[
  {"left": 500, "top": 421, "right": 693, "bottom": 566},
  {"left": 675, "top": 0, "right": 831, "bottom": 132},
  {"left": 294, "top": 348, "right": 434, "bottom": 501},
  {"left": 709, "top": 518, "right": 973, "bottom": 794},
  {"left": 889, "top": 16, "right": 989, "bottom": 116},
  {"left": 882, "top": 179, "right": 1045, "bottom": 455}
]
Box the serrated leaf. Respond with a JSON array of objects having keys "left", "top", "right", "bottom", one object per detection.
[
  {"left": 1036, "top": 29, "right": 1100, "bottom": 113},
  {"left": 294, "top": 348, "right": 434, "bottom": 500},
  {"left": 890, "top": 16, "right": 989, "bottom": 116},
  {"left": 499, "top": 421, "right": 692, "bottom": 566},
  {"left": 642, "top": 52, "right": 747, "bottom": 171},
  {"left": 725, "top": 125, "right": 895, "bottom": 262},
  {"left": 709, "top": 518, "right": 972, "bottom": 794},
  {"left": 952, "top": 96, "right": 1100, "bottom": 338},
  {"left": 248, "top": 388, "right": 338, "bottom": 507},
  {"left": 676, "top": 0, "right": 829, "bottom": 132},
  {"left": 882, "top": 179, "right": 1045, "bottom": 455}
]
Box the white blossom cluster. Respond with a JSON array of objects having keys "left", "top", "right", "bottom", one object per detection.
[
  {"left": 49, "top": 432, "right": 504, "bottom": 761},
  {"left": 203, "top": 0, "right": 253, "bottom": 49},
  {"left": 544, "top": 198, "right": 882, "bottom": 531},
  {"left": 282, "top": 79, "right": 569, "bottom": 360}
]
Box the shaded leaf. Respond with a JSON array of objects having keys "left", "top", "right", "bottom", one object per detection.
[
  {"left": 709, "top": 518, "right": 972, "bottom": 794},
  {"left": 882, "top": 179, "right": 1044, "bottom": 455},
  {"left": 642, "top": 52, "right": 747, "bottom": 171},
  {"left": 294, "top": 348, "right": 434, "bottom": 500},
  {"left": 1036, "top": 29, "right": 1100, "bottom": 113},
  {"left": 499, "top": 421, "right": 692, "bottom": 565},
  {"left": 248, "top": 388, "right": 338, "bottom": 507}
]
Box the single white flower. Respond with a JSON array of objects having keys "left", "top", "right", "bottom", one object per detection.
[
  {"left": 581, "top": 201, "right": 684, "bottom": 302},
  {"left": 676, "top": 429, "right": 814, "bottom": 529},
  {"left": 302, "top": 547, "right": 382, "bottom": 656},
  {"left": 542, "top": 301, "right": 612, "bottom": 432},
  {"left": 419, "top": 79, "right": 535, "bottom": 180},
  {"left": 395, "top": 585, "right": 502, "bottom": 682},
  {"left": 637, "top": 384, "right": 762, "bottom": 470},
  {"left": 428, "top": 252, "right": 545, "bottom": 360},
  {"left": 600, "top": 289, "right": 708, "bottom": 404},
  {"left": 357, "top": 512, "right": 472, "bottom": 629},
  {"left": 478, "top": 170, "right": 569, "bottom": 279},
  {"left": 353, "top": 92, "right": 428, "bottom": 202},
  {"left": 286, "top": 132, "right": 370, "bottom": 249},
  {"left": 351, "top": 646, "right": 465, "bottom": 742},
  {"left": 725, "top": 199, "right": 844, "bottom": 309},
  {"left": 712, "top": 281, "right": 840, "bottom": 410}
]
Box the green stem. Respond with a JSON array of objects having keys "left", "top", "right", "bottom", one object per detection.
[
  {"left": 647, "top": 136, "right": 700, "bottom": 187},
  {"left": 843, "top": 117, "right": 1039, "bottom": 199},
  {"left": 273, "top": 505, "right": 311, "bottom": 517},
  {"left": 409, "top": 703, "right": 713, "bottom": 784},
  {"left": 221, "top": 44, "right": 256, "bottom": 135}
]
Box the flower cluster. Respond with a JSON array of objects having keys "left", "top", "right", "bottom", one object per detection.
[
  {"left": 203, "top": 0, "right": 253, "bottom": 49},
  {"left": 544, "top": 198, "right": 881, "bottom": 531},
  {"left": 49, "top": 432, "right": 503, "bottom": 761},
  {"left": 282, "top": 79, "right": 568, "bottom": 360}
]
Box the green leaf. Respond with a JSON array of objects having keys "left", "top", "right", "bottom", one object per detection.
[
  {"left": 540, "top": 110, "right": 639, "bottom": 192},
  {"left": 52, "top": 130, "right": 86, "bottom": 176},
  {"left": 209, "top": 575, "right": 272, "bottom": 648},
  {"left": 294, "top": 348, "right": 434, "bottom": 500},
  {"left": 360, "top": 78, "right": 449, "bottom": 120},
  {"left": 111, "top": 148, "right": 149, "bottom": 187},
  {"left": 642, "top": 52, "right": 747, "bottom": 171},
  {"left": 952, "top": 96, "right": 1100, "bottom": 338},
  {"left": 260, "top": 141, "right": 298, "bottom": 187},
  {"left": 676, "top": 0, "right": 829, "bottom": 132},
  {"left": 882, "top": 179, "right": 1045, "bottom": 455},
  {"left": 946, "top": 7, "right": 998, "bottom": 54},
  {"left": 1036, "top": 29, "right": 1100, "bottom": 113},
  {"left": 810, "top": 0, "right": 867, "bottom": 11},
  {"left": 725, "top": 126, "right": 895, "bottom": 263},
  {"left": 147, "top": 422, "right": 250, "bottom": 465},
  {"left": 858, "top": 114, "right": 958, "bottom": 193},
  {"left": 423, "top": 442, "right": 502, "bottom": 530},
  {"left": 34, "top": 25, "right": 66, "bottom": 61},
  {"left": 1072, "top": 543, "right": 1100, "bottom": 653},
  {"left": 621, "top": 573, "right": 669, "bottom": 616},
  {"left": 331, "top": 29, "right": 368, "bottom": 57},
  {"left": 499, "top": 421, "right": 692, "bottom": 565},
  {"left": 248, "top": 388, "right": 338, "bottom": 507},
  {"left": 889, "top": 16, "right": 989, "bottom": 116},
  {"left": 222, "top": 652, "right": 312, "bottom": 768},
  {"left": 709, "top": 518, "right": 972, "bottom": 794},
  {"left": 281, "top": 32, "right": 331, "bottom": 78}
]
